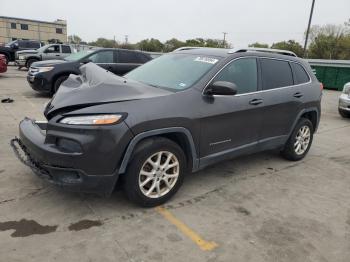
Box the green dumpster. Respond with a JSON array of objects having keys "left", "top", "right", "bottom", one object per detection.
[{"left": 307, "top": 59, "right": 350, "bottom": 91}]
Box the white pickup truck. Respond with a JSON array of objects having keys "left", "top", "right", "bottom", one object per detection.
[{"left": 15, "top": 44, "right": 75, "bottom": 69}]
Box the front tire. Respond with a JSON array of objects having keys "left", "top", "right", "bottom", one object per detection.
[
  {"left": 26, "top": 58, "right": 38, "bottom": 69},
  {"left": 124, "top": 137, "right": 186, "bottom": 207},
  {"left": 339, "top": 109, "right": 350, "bottom": 118},
  {"left": 281, "top": 118, "right": 314, "bottom": 161},
  {"left": 53, "top": 75, "right": 69, "bottom": 94}
]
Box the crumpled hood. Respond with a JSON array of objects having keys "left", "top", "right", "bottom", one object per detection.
[{"left": 45, "top": 63, "right": 171, "bottom": 117}]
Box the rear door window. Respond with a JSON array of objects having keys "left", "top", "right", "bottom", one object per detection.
[
  {"left": 212, "top": 58, "right": 258, "bottom": 94},
  {"left": 61, "top": 45, "right": 71, "bottom": 53},
  {"left": 28, "top": 41, "right": 40, "bottom": 49},
  {"left": 261, "top": 58, "right": 293, "bottom": 90},
  {"left": 118, "top": 50, "right": 142, "bottom": 63},
  {"left": 291, "top": 62, "right": 310, "bottom": 84},
  {"left": 17, "top": 41, "right": 26, "bottom": 48}
]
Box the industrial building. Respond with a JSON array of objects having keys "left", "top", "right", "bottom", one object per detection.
[{"left": 0, "top": 16, "right": 67, "bottom": 45}]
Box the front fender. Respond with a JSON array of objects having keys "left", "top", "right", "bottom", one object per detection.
[{"left": 118, "top": 127, "right": 199, "bottom": 174}]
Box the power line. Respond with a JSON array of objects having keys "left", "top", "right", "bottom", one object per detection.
[
  {"left": 222, "top": 32, "right": 228, "bottom": 47},
  {"left": 303, "top": 0, "right": 316, "bottom": 57}
]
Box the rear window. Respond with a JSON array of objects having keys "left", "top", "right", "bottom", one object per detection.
[
  {"left": 261, "top": 58, "right": 293, "bottom": 90},
  {"left": 291, "top": 62, "right": 310, "bottom": 84}
]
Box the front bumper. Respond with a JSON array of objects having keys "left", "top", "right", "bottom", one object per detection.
[
  {"left": 339, "top": 93, "right": 350, "bottom": 112},
  {"left": 27, "top": 73, "right": 52, "bottom": 93},
  {"left": 15, "top": 59, "right": 26, "bottom": 67},
  {"left": 12, "top": 118, "right": 132, "bottom": 196}
]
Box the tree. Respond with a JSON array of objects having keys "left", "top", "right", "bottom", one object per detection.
[
  {"left": 163, "top": 38, "right": 186, "bottom": 52},
  {"left": 137, "top": 38, "right": 164, "bottom": 52},
  {"left": 185, "top": 38, "right": 226, "bottom": 48},
  {"left": 271, "top": 40, "right": 304, "bottom": 57},
  {"left": 119, "top": 43, "right": 136, "bottom": 50},
  {"left": 307, "top": 21, "right": 350, "bottom": 59},
  {"left": 68, "top": 35, "right": 82, "bottom": 44},
  {"left": 88, "top": 38, "right": 118, "bottom": 48},
  {"left": 249, "top": 42, "right": 269, "bottom": 48}
]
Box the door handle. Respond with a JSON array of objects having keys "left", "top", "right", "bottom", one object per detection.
[
  {"left": 249, "top": 99, "right": 263, "bottom": 105},
  {"left": 293, "top": 92, "right": 303, "bottom": 98}
]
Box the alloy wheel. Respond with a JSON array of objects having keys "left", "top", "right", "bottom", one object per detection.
[
  {"left": 138, "top": 151, "right": 180, "bottom": 198},
  {"left": 294, "top": 125, "right": 311, "bottom": 155}
]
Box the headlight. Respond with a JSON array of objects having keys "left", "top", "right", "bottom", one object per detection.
[
  {"left": 343, "top": 83, "right": 350, "bottom": 95},
  {"left": 59, "top": 114, "right": 123, "bottom": 125},
  {"left": 36, "top": 67, "right": 54, "bottom": 73}
]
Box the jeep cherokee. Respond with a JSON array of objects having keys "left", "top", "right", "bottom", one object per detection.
[{"left": 12, "top": 47, "right": 322, "bottom": 207}]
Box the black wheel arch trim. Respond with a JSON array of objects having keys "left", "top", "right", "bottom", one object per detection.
[
  {"left": 118, "top": 127, "right": 199, "bottom": 174},
  {"left": 288, "top": 107, "right": 320, "bottom": 137}
]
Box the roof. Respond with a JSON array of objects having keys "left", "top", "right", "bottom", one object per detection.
[
  {"left": 173, "top": 47, "right": 231, "bottom": 57},
  {"left": 0, "top": 16, "right": 66, "bottom": 26},
  {"left": 230, "top": 47, "right": 297, "bottom": 57},
  {"left": 173, "top": 47, "right": 302, "bottom": 61}
]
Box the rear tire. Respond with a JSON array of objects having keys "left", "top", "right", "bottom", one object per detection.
[
  {"left": 53, "top": 75, "right": 69, "bottom": 94},
  {"left": 339, "top": 109, "right": 350, "bottom": 118},
  {"left": 26, "top": 58, "right": 38, "bottom": 69},
  {"left": 2, "top": 55, "right": 9, "bottom": 65},
  {"left": 123, "top": 137, "right": 186, "bottom": 207},
  {"left": 281, "top": 118, "right": 314, "bottom": 161}
]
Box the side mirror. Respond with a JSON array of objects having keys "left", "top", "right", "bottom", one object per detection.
[
  {"left": 11, "top": 44, "right": 18, "bottom": 49},
  {"left": 81, "top": 58, "right": 92, "bottom": 64},
  {"left": 205, "top": 81, "right": 238, "bottom": 96}
]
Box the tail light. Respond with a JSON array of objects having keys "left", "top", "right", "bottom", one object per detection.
[{"left": 320, "top": 83, "right": 324, "bottom": 91}]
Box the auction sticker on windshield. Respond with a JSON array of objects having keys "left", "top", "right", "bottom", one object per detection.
[{"left": 194, "top": 57, "right": 218, "bottom": 64}]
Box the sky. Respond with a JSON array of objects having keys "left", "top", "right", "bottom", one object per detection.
[{"left": 0, "top": 0, "right": 349, "bottom": 46}]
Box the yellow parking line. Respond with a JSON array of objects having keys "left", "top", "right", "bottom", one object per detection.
[{"left": 155, "top": 206, "right": 218, "bottom": 251}]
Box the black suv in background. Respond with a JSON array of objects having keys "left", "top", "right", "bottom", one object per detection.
[
  {"left": 13, "top": 47, "right": 322, "bottom": 207},
  {"left": 0, "top": 39, "right": 42, "bottom": 63},
  {"left": 27, "top": 48, "right": 152, "bottom": 94}
]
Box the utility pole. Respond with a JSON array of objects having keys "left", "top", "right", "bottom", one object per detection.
[
  {"left": 124, "top": 35, "right": 128, "bottom": 44},
  {"left": 222, "top": 32, "right": 228, "bottom": 48},
  {"left": 303, "top": 0, "right": 316, "bottom": 57}
]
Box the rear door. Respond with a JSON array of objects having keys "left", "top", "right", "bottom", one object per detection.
[
  {"left": 200, "top": 57, "right": 264, "bottom": 158},
  {"left": 115, "top": 50, "right": 144, "bottom": 75},
  {"left": 259, "top": 58, "right": 303, "bottom": 141},
  {"left": 60, "top": 45, "right": 72, "bottom": 59}
]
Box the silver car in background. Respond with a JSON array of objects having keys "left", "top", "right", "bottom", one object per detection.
[{"left": 339, "top": 82, "right": 350, "bottom": 118}]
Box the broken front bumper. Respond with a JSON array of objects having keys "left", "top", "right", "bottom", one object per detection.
[{"left": 11, "top": 118, "right": 124, "bottom": 196}]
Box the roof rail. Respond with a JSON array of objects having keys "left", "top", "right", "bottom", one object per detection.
[
  {"left": 228, "top": 47, "right": 298, "bottom": 57},
  {"left": 173, "top": 46, "right": 203, "bottom": 52}
]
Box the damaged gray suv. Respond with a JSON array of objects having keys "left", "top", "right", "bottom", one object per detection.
[{"left": 12, "top": 47, "right": 322, "bottom": 207}]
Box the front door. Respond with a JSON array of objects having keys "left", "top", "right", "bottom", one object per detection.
[
  {"left": 42, "top": 45, "right": 61, "bottom": 60},
  {"left": 200, "top": 57, "right": 263, "bottom": 160}
]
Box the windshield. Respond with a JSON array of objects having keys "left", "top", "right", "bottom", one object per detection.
[
  {"left": 5, "top": 40, "right": 17, "bottom": 47},
  {"left": 125, "top": 54, "right": 220, "bottom": 91},
  {"left": 36, "top": 45, "right": 50, "bottom": 52},
  {"left": 64, "top": 50, "right": 93, "bottom": 61}
]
